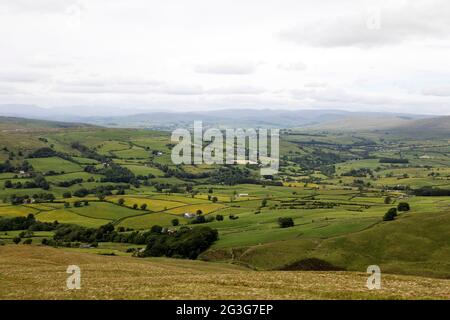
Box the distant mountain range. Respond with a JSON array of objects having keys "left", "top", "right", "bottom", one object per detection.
[{"left": 0, "top": 104, "right": 439, "bottom": 131}]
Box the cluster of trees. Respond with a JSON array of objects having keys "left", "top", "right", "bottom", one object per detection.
[
  {"left": 289, "top": 149, "right": 343, "bottom": 172},
  {"left": 0, "top": 214, "right": 58, "bottom": 231},
  {"left": 152, "top": 162, "right": 210, "bottom": 180},
  {"left": 383, "top": 208, "right": 398, "bottom": 221},
  {"left": 379, "top": 158, "right": 409, "bottom": 164},
  {"left": 4, "top": 175, "right": 49, "bottom": 190},
  {"left": 53, "top": 223, "right": 116, "bottom": 243},
  {"left": 100, "top": 164, "right": 136, "bottom": 183},
  {"left": 85, "top": 163, "right": 136, "bottom": 184},
  {"left": 10, "top": 192, "right": 55, "bottom": 205},
  {"left": 72, "top": 184, "right": 130, "bottom": 198},
  {"left": 209, "top": 166, "right": 257, "bottom": 185},
  {"left": 341, "top": 168, "right": 373, "bottom": 178},
  {"left": 71, "top": 142, "right": 109, "bottom": 163},
  {"left": 413, "top": 187, "right": 450, "bottom": 196},
  {"left": 278, "top": 217, "right": 294, "bottom": 228},
  {"left": 45, "top": 222, "right": 218, "bottom": 259},
  {"left": 139, "top": 226, "right": 218, "bottom": 259},
  {"left": 27, "top": 147, "right": 76, "bottom": 165},
  {"left": 27, "top": 147, "right": 59, "bottom": 158},
  {"left": 56, "top": 178, "right": 83, "bottom": 187},
  {"left": 383, "top": 202, "right": 410, "bottom": 221},
  {"left": 0, "top": 160, "right": 33, "bottom": 173}
]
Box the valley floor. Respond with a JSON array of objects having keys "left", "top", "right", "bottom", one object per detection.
[{"left": 0, "top": 245, "right": 449, "bottom": 300}]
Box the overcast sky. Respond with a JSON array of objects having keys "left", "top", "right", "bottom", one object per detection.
[{"left": 0, "top": 0, "right": 450, "bottom": 115}]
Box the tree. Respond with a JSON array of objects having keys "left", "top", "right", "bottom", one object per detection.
[
  {"left": 383, "top": 208, "right": 398, "bottom": 221},
  {"left": 191, "top": 215, "right": 206, "bottom": 224},
  {"left": 140, "top": 203, "right": 147, "bottom": 210},
  {"left": 23, "top": 238, "right": 32, "bottom": 245},
  {"left": 4, "top": 180, "right": 12, "bottom": 188},
  {"left": 215, "top": 214, "right": 224, "bottom": 221},
  {"left": 171, "top": 218, "right": 179, "bottom": 226},
  {"left": 73, "top": 201, "right": 82, "bottom": 207},
  {"left": 118, "top": 198, "right": 125, "bottom": 206},
  {"left": 278, "top": 217, "right": 294, "bottom": 228},
  {"left": 261, "top": 199, "right": 268, "bottom": 207},
  {"left": 13, "top": 236, "right": 21, "bottom": 244},
  {"left": 84, "top": 200, "right": 89, "bottom": 206},
  {"left": 150, "top": 225, "right": 163, "bottom": 233},
  {"left": 384, "top": 196, "right": 392, "bottom": 204},
  {"left": 133, "top": 204, "right": 138, "bottom": 209},
  {"left": 73, "top": 188, "right": 89, "bottom": 197},
  {"left": 97, "top": 193, "right": 106, "bottom": 201},
  {"left": 397, "top": 202, "right": 410, "bottom": 211},
  {"left": 64, "top": 202, "right": 70, "bottom": 208},
  {"left": 196, "top": 209, "right": 203, "bottom": 215},
  {"left": 212, "top": 196, "right": 218, "bottom": 203},
  {"left": 62, "top": 192, "right": 72, "bottom": 198}
]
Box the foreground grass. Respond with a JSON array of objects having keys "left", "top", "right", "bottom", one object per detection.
[{"left": 0, "top": 246, "right": 449, "bottom": 300}]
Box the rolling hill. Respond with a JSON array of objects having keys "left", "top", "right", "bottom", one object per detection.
[{"left": 384, "top": 116, "right": 450, "bottom": 136}]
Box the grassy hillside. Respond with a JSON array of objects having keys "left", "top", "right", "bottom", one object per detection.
[
  {"left": 304, "top": 115, "right": 422, "bottom": 131},
  {"left": 204, "top": 207, "right": 450, "bottom": 278},
  {"left": 0, "top": 116, "right": 92, "bottom": 131},
  {"left": 385, "top": 116, "right": 450, "bottom": 137},
  {"left": 1, "top": 245, "right": 449, "bottom": 300}
]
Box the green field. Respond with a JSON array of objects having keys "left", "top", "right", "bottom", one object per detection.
[{"left": 26, "top": 157, "right": 83, "bottom": 173}]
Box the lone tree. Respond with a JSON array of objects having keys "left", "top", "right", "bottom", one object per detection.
[
  {"left": 261, "top": 199, "right": 268, "bottom": 207},
  {"left": 140, "top": 203, "right": 148, "bottom": 210},
  {"left": 13, "top": 237, "right": 21, "bottom": 244},
  {"left": 216, "top": 214, "right": 224, "bottom": 221},
  {"left": 383, "top": 208, "right": 398, "bottom": 221},
  {"left": 118, "top": 198, "right": 125, "bottom": 206},
  {"left": 211, "top": 196, "right": 218, "bottom": 203},
  {"left": 278, "top": 217, "right": 294, "bottom": 228},
  {"left": 171, "top": 218, "right": 179, "bottom": 226},
  {"left": 384, "top": 196, "right": 392, "bottom": 204},
  {"left": 196, "top": 209, "right": 203, "bottom": 215},
  {"left": 133, "top": 204, "right": 138, "bottom": 210},
  {"left": 397, "top": 202, "right": 410, "bottom": 212}
]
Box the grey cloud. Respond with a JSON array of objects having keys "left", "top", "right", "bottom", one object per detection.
[
  {"left": 0, "top": 71, "right": 47, "bottom": 83},
  {"left": 280, "top": 0, "right": 450, "bottom": 48},
  {"left": 304, "top": 82, "right": 327, "bottom": 88},
  {"left": 194, "top": 62, "right": 257, "bottom": 75},
  {"left": 159, "top": 85, "right": 204, "bottom": 95},
  {"left": 0, "top": 86, "right": 18, "bottom": 95},
  {"left": 0, "top": 0, "right": 79, "bottom": 13},
  {"left": 207, "top": 86, "right": 266, "bottom": 95},
  {"left": 423, "top": 86, "right": 450, "bottom": 97},
  {"left": 53, "top": 77, "right": 164, "bottom": 94},
  {"left": 278, "top": 61, "right": 307, "bottom": 71}
]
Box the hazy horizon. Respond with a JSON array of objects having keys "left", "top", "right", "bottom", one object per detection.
[{"left": 0, "top": 104, "right": 448, "bottom": 118}]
